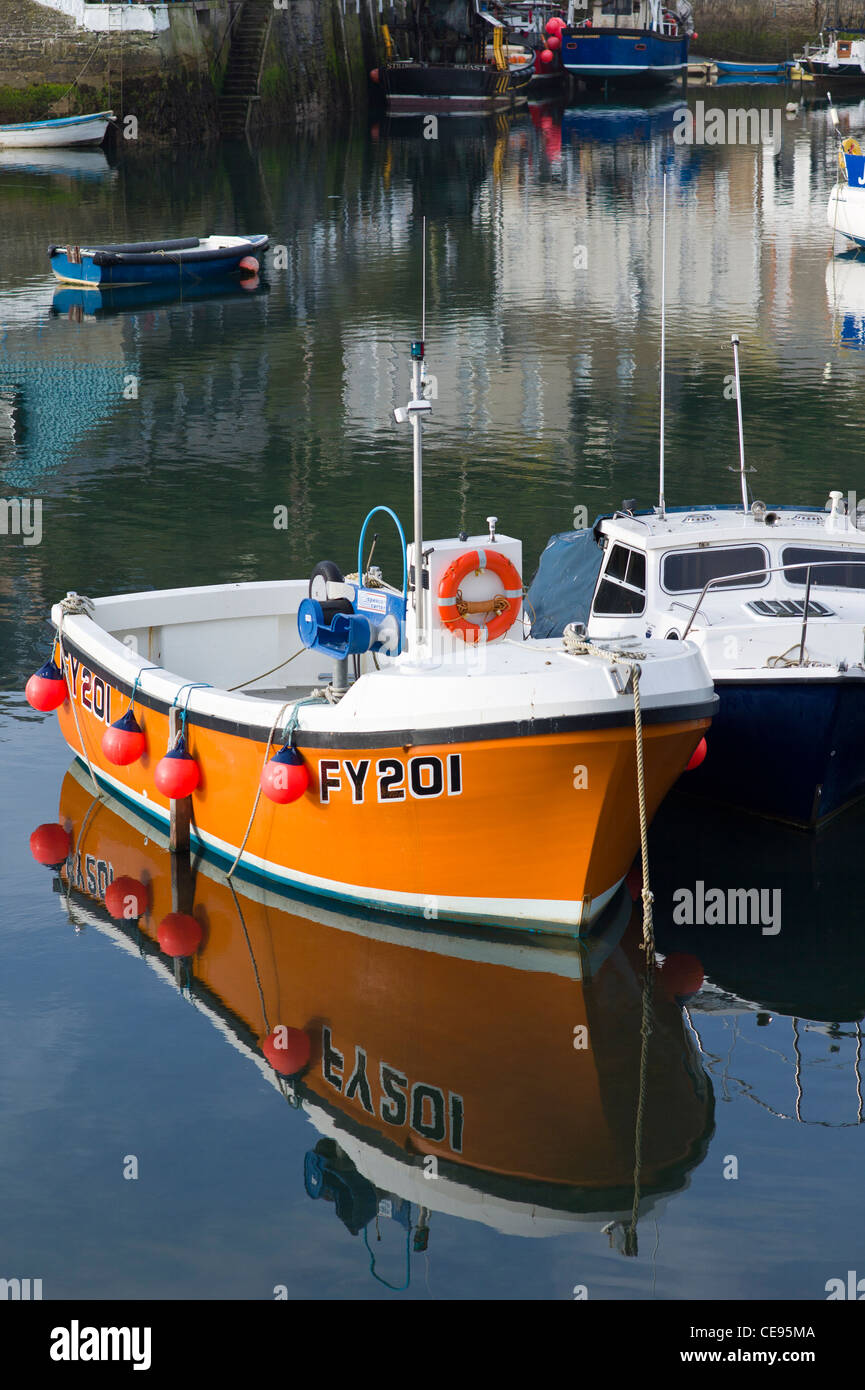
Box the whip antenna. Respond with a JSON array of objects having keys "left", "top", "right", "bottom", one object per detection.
[{"left": 658, "top": 170, "right": 667, "bottom": 518}]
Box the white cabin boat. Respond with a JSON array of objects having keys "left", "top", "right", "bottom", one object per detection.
[{"left": 578, "top": 496, "right": 865, "bottom": 826}]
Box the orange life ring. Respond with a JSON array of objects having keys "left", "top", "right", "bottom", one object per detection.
[{"left": 437, "top": 548, "right": 522, "bottom": 644}]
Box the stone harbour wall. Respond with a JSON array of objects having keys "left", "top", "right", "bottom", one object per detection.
[{"left": 0, "top": 0, "right": 381, "bottom": 140}]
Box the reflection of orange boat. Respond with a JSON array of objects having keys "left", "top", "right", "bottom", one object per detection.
[{"left": 52, "top": 763, "right": 713, "bottom": 1245}]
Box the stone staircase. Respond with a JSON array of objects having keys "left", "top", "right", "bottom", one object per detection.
[{"left": 217, "top": 0, "right": 273, "bottom": 136}]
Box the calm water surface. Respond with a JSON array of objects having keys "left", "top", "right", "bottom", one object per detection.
[{"left": 1, "top": 87, "right": 863, "bottom": 1300}]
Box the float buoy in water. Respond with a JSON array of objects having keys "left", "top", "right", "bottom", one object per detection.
[
  {"left": 154, "top": 736, "right": 200, "bottom": 799},
  {"left": 261, "top": 745, "right": 310, "bottom": 804},
  {"left": 659, "top": 952, "right": 704, "bottom": 1001},
  {"left": 238, "top": 256, "right": 259, "bottom": 274},
  {"left": 686, "top": 737, "right": 708, "bottom": 771},
  {"left": 30, "top": 822, "right": 71, "bottom": 867},
  {"left": 545, "top": 16, "right": 564, "bottom": 34},
  {"left": 25, "top": 659, "right": 67, "bottom": 712},
  {"left": 157, "top": 912, "right": 202, "bottom": 957},
  {"left": 262, "top": 1025, "right": 311, "bottom": 1076},
  {"left": 539, "top": 47, "right": 555, "bottom": 63},
  {"left": 102, "top": 708, "right": 146, "bottom": 766},
  {"left": 369, "top": 68, "right": 380, "bottom": 83},
  {"left": 104, "top": 876, "right": 149, "bottom": 921},
  {"left": 547, "top": 34, "right": 561, "bottom": 50}
]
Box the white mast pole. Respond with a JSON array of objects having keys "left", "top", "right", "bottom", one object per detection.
[
  {"left": 658, "top": 170, "right": 667, "bottom": 518},
  {"left": 411, "top": 219, "right": 427, "bottom": 647},
  {"left": 731, "top": 334, "right": 749, "bottom": 515},
  {"left": 394, "top": 220, "right": 432, "bottom": 657}
]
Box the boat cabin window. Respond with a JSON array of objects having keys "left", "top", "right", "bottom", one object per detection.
[
  {"left": 661, "top": 545, "right": 768, "bottom": 594},
  {"left": 593, "top": 543, "right": 646, "bottom": 615},
  {"left": 601, "top": 0, "right": 638, "bottom": 12},
  {"left": 782, "top": 546, "right": 865, "bottom": 590}
]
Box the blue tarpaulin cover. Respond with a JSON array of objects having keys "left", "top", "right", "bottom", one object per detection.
[{"left": 526, "top": 528, "right": 603, "bottom": 638}]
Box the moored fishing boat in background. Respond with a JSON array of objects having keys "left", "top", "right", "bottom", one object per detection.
[
  {"left": 375, "top": 0, "right": 534, "bottom": 110},
  {"left": 794, "top": 27, "right": 865, "bottom": 86},
  {"left": 560, "top": 0, "right": 694, "bottom": 89}
]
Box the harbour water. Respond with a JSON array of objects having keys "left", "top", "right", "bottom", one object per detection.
[{"left": 2, "top": 88, "right": 864, "bottom": 1302}]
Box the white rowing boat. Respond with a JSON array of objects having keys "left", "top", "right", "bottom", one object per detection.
[{"left": 0, "top": 111, "right": 115, "bottom": 150}]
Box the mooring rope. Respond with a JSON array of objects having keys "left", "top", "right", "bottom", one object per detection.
[
  {"left": 624, "top": 960, "right": 654, "bottom": 1256},
  {"left": 562, "top": 628, "right": 655, "bottom": 961},
  {"left": 56, "top": 592, "right": 102, "bottom": 796},
  {"left": 227, "top": 645, "right": 305, "bottom": 691},
  {"left": 225, "top": 691, "right": 326, "bottom": 879}
]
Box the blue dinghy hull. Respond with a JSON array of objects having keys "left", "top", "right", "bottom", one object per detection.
[
  {"left": 561, "top": 28, "right": 689, "bottom": 86},
  {"left": 48, "top": 234, "right": 268, "bottom": 287}
]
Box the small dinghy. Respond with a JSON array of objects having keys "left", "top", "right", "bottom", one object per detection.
[
  {"left": 0, "top": 110, "right": 115, "bottom": 149},
  {"left": 48, "top": 234, "right": 269, "bottom": 287},
  {"left": 714, "top": 60, "right": 785, "bottom": 76},
  {"left": 29, "top": 331, "right": 716, "bottom": 937}
]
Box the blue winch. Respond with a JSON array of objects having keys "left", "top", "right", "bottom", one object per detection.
[{"left": 296, "top": 506, "right": 408, "bottom": 662}]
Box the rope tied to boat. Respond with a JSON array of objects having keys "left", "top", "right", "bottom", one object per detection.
[
  {"left": 765, "top": 645, "right": 824, "bottom": 668},
  {"left": 56, "top": 592, "right": 102, "bottom": 796},
  {"left": 170, "top": 682, "right": 212, "bottom": 746},
  {"left": 225, "top": 691, "right": 327, "bottom": 880},
  {"left": 562, "top": 625, "right": 654, "bottom": 962}
]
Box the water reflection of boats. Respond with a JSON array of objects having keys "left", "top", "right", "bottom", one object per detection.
[
  {"left": 651, "top": 796, "right": 865, "bottom": 1133},
  {"left": 0, "top": 147, "right": 116, "bottom": 180},
  {"left": 826, "top": 249, "right": 865, "bottom": 348},
  {"left": 714, "top": 71, "right": 788, "bottom": 87},
  {"left": 45, "top": 765, "right": 714, "bottom": 1254},
  {"left": 651, "top": 796, "right": 865, "bottom": 1024},
  {"left": 561, "top": 95, "right": 685, "bottom": 142},
  {"left": 51, "top": 277, "right": 269, "bottom": 321}
]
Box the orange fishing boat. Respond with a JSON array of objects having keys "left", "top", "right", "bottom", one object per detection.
[{"left": 29, "top": 333, "right": 716, "bottom": 936}]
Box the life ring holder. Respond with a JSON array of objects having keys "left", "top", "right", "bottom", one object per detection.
[{"left": 437, "top": 548, "right": 523, "bottom": 644}]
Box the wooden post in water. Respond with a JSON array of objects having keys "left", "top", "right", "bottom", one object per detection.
[{"left": 168, "top": 707, "right": 192, "bottom": 855}]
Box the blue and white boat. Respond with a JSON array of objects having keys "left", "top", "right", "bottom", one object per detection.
[
  {"left": 48, "top": 234, "right": 269, "bottom": 287},
  {"left": 828, "top": 144, "right": 865, "bottom": 246},
  {"left": 560, "top": 0, "right": 692, "bottom": 88},
  {"left": 0, "top": 111, "right": 115, "bottom": 149}
]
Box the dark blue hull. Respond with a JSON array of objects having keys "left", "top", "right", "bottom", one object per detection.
[
  {"left": 684, "top": 677, "right": 865, "bottom": 828},
  {"left": 48, "top": 234, "right": 268, "bottom": 287},
  {"left": 561, "top": 27, "right": 689, "bottom": 87}
]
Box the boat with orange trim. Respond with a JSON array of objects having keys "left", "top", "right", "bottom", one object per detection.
[
  {"left": 32, "top": 330, "right": 716, "bottom": 937},
  {"left": 43, "top": 764, "right": 714, "bottom": 1252}
]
